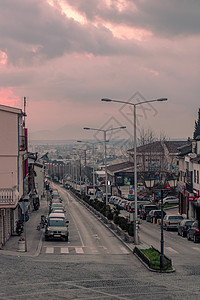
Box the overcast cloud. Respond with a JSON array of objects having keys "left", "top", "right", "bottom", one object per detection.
[{"left": 0, "top": 0, "right": 200, "bottom": 141}]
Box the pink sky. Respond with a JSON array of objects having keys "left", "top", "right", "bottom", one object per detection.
[{"left": 0, "top": 0, "right": 200, "bottom": 141}]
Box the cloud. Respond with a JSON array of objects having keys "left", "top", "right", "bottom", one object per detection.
[
  {"left": 0, "top": 0, "right": 200, "bottom": 141},
  {"left": 65, "top": 0, "right": 200, "bottom": 38},
  {"left": 0, "top": 0, "right": 143, "bottom": 66}
]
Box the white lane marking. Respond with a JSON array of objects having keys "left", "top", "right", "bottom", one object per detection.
[
  {"left": 166, "top": 247, "right": 178, "bottom": 254},
  {"left": 90, "top": 248, "right": 99, "bottom": 254},
  {"left": 192, "top": 247, "right": 200, "bottom": 252},
  {"left": 61, "top": 247, "right": 69, "bottom": 254},
  {"left": 119, "top": 246, "right": 130, "bottom": 254},
  {"left": 75, "top": 247, "right": 84, "bottom": 254},
  {"left": 46, "top": 247, "right": 54, "bottom": 254}
]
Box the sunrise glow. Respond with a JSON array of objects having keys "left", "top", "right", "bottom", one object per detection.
[{"left": 0, "top": 89, "right": 21, "bottom": 107}]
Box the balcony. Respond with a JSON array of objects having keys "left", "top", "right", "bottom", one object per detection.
[{"left": 0, "top": 188, "right": 19, "bottom": 208}]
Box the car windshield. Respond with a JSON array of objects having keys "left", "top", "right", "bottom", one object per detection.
[
  {"left": 154, "top": 211, "right": 161, "bottom": 215},
  {"left": 168, "top": 216, "right": 183, "bottom": 220},
  {"left": 145, "top": 206, "right": 157, "bottom": 211},
  {"left": 49, "top": 219, "right": 66, "bottom": 227},
  {"left": 185, "top": 221, "right": 193, "bottom": 225}
]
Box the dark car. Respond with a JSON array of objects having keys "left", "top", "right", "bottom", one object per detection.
[
  {"left": 140, "top": 205, "right": 158, "bottom": 220},
  {"left": 146, "top": 210, "right": 166, "bottom": 223},
  {"left": 177, "top": 219, "right": 194, "bottom": 237},
  {"left": 187, "top": 221, "right": 200, "bottom": 243}
]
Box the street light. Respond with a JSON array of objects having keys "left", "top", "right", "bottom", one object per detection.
[
  {"left": 77, "top": 140, "right": 97, "bottom": 198},
  {"left": 101, "top": 97, "right": 167, "bottom": 244},
  {"left": 84, "top": 126, "right": 126, "bottom": 205},
  {"left": 144, "top": 174, "right": 177, "bottom": 269}
]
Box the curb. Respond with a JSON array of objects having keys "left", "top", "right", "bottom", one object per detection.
[{"left": 134, "top": 252, "right": 176, "bottom": 273}]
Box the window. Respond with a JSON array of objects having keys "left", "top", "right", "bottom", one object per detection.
[{"left": 194, "top": 170, "right": 196, "bottom": 183}]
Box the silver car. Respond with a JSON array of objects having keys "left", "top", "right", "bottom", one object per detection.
[
  {"left": 163, "top": 215, "right": 184, "bottom": 230},
  {"left": 161, "top": 196, "right": 179, "bottom": 205},
  {"left": 45, "top": 218, "right": 69, "bottom": 241}
]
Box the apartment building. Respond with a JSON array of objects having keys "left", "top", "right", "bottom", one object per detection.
[
  {"left": 0, "top": 104, "right": 27, "bottom": 246},
  {"left": 177, "top": 137, "right": 200, "bottom": 221}
]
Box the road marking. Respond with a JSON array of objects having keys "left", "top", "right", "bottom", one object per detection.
[
  {"left": 75, "top": 247, "right": 84, "bottom": 254},
  {"left": 46, "top": 247, "right": 54, "bottom": 254},
  {"left": 61, "top": 247, "right": 69, "bottom": 254},
  {"left": 166, "top": 247, "right": 178, "bottom": 254},
  {"left": 192, "top": 247, "right": 200, "bottom": 252}
]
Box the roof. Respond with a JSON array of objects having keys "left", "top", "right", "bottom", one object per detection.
[
  {"left": 107, "top": 161, "right": 133, "bottom": 174},
  {"left": 128, "top": 140, "right": 189, "bottom": 154},
  {"left": 177, "top": 143, "right": 192, "bottom": 157},
  {"left": 128, "top": 141, "right": 163, "bottom": 153},
  {"left": 0, "top": 104, "right": 23, "bottom": 115},
  {"left": 165, "top": 141, "right": 190, "bottom": 153}
]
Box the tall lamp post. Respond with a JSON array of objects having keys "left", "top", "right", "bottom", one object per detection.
[
  {"left": 84, "top": 126, "right": 126, "bottom": 205},
  {"left": 101, "top": 97, "right": 167, "bottom": 244},
  {"left": 77, "top": 140, "right": 97, "bottom": 197},
  {"left": 145, "top": 174, "right": 177, "bottom": 269}
]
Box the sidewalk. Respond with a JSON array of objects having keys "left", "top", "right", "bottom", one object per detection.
[{"left": 0, "top": 197, "right": 48, "bottom": 257}]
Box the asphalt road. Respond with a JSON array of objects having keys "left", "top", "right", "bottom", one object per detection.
[{"left": 0, "top": 185, "right": 200, "bottom": 299}]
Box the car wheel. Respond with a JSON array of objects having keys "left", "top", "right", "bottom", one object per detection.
[
  {"left": 45, "top": 236, "right": 49, "bottom": 241},
  {"left": 187, "top": 232, "right": 191, "bottom": 241}
]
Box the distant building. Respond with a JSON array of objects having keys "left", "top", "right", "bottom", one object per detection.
[{"left": 107, "top": 140, "right": 188, "bottom": 198}]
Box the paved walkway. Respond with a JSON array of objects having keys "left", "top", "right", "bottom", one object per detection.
[{"left": 0, "top": 197, "right": 48, "bottom": 257}]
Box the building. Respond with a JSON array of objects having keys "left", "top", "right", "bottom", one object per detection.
[
  {"left": 128, "top": 140, "right": 189, "bottom": 174},
  {"left": 0, "top": 104, "right": 27, "bottom": 246},
  {"left": 177, "top": 137, "right": 200, "bottom": 221},
  {"left": 107, "top": 140, "right": 187, "bottom": 198}
]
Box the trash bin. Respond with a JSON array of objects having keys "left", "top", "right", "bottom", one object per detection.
[{"left": 18, "top": 239, "right": 25, "bottom": 252}]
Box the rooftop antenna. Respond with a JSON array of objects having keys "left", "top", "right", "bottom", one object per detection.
[{"left": 23, "top": 97, "right": 27, "bottom": 126}]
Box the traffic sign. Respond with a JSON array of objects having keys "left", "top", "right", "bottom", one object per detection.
[{"left": 19, "top": 201, "right": 30, "bottom": 214}]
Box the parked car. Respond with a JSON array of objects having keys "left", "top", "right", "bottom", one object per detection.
[
  {"left": 140, "top": 205, "right": 158, "bottom": 220},
  {"left": 177, "top": 219, "right": 194, "bottom": 237},
  {"left": 48, "top": 212, "right": 66, "bottom": 220},
  {"left": 161, "top": 196, "right": 179, "bottom": 205},
  {"left": 163, "top": 214, "right": 184, "bottom": 230},
  {"left": 146, "top": 210, "right": 166, "bottom": 223},
  {"left": 45, "top": 217, "right": 69, "bottom": 241},
  {"left": 129, "top": 203, "right": 143, "bottom": 214},
  {"left": 187, "top": 221, "right": 200, "bottom": 243},
  {"left": 49, "top": 203, "right": 64, "bottom": 214},
  {"left": 51, "top": 208, "right": 65, "bottom": 214},
  {"left": 119, "top": 200, "right": 127, "bottom": 209}
]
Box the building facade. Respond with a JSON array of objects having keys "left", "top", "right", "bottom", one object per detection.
[
  {"left": 177, "top": 138, "right": 200, "bottom": 222},
  {"left": 0, "top": 104, "right": 27, "bottom": 246}
]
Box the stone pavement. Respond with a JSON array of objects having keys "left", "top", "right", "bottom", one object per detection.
[{"left": 0, "top": 197, "right": 48, "bottom": 257}]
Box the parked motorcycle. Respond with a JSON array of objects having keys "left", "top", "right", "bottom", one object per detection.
[{"left": 16, "top": 220, "right": 24, "bottom": 236}]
